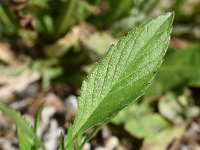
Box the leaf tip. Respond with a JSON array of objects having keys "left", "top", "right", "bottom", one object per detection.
[{"left": 165, "top": 12, "right": 175, "bottom": 23}]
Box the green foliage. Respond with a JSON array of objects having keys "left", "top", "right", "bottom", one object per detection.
[
  {"left": 0, "top": 0, "right": 199, "bottom": 149},
  {"left": 0, "top": 101, "right": 44, "bottom": 150},
  {"left": 147, "top": 43, "right": 200, "bottom": 96},
  {"left": 34, "top": 102, "right": 44, "bottom": 132},
  {"left": 125, "top": 113, "right": 170, "bottom": 138},
  {"left": 112, "top": 88, "right": 198, "bottom": 150},
  {"left": 32, "top": 59, "right": 64, "bottom": 91},
  {"left": 159, "top": 90, "right": 199, "bottom": 123},
  {"left": 55, "top": 0, "right": 79, "bottom": 37},
  {"left": 113, "top": 103, "right": 170, "bottom": 139},
  {"left": 63, "top": 12, "right": 174, "bottom": 148},
  {"left": 99, "top": 0, "right": 133, "bottom": 24},
  {"left": 0, "top": 5, "right": 17, "bottom": 35},
  {"left": 59, "top": 133, "right": 65, "bottom": 150}
]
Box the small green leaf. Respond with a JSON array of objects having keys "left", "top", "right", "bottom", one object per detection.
[
  {"left": 32, "top": 102, "right": 46, "bottom": 150},
  {"left": 59, "top": 132, "right": 65, "bottom": 150},
  {"left": 68, "top": 125, "right": 74, "bottom": 150},
  {"left": 0, "top": 101, "right": 35, "bottom": 150},
  {"left": 34, "top": 102, "right": 44, "bottom": 132},
  {"left": 64, "top": 12, "right": 174, "bottom": 147}
]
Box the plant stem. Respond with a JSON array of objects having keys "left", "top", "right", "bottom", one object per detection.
[{"left": 77, "top": 125, "right": 102, "bottom": 150}]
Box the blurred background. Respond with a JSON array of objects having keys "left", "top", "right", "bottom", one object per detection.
[{"left": 0, "top": 0, "right": 200, "bottom": 150}]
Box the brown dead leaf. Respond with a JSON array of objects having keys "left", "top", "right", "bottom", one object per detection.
[
  {"left": 0, "top": 43, "right": 15, "bottom": 64},
  {"left": 0, "top": 66, "right": 40, "bottom": 102}
]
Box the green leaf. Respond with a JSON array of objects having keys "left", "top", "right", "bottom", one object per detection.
[
  {"left": 34, "top": 102, "right": 44, "bottom": 132},
  {"left": 113, "top": 102, "right": 170, "bottom": 139},
  {"left": 112, "top": 102, "right": 152, "bottom": 125},
  {"left": 0, "top": 101, "right": 36, "bottom": 150},
  {"left": 32, "top": 102, "right": 46, "bottom": 150},
  {"left": 59, "top": 132, "right": 65, "bottom": 150},
  {"left": 68, "top": 125, "right": 74, "bottom": 150},
  {"left": 65, "top": 12, "right": 174, "bottom": 147},
  {"left": 125, "top": 113, "right": 170, "bottom": 139}
]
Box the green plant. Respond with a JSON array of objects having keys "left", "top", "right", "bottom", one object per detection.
[
  {"left": 0, "top": 101, "right": 45, "bottom": 150},
  {"left": 0, "top": 12, "right": 174, "bottom": 150},
  {"left": 62, "top": 12, "right": 174, "bottom": 149},
  {"left": 146, "top": 43, "right": 200, "bottom": 96}
]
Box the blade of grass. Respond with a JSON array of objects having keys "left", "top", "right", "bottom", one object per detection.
[
  {"left": 34, "top": 102, "right": 44, "bottom": 132},
  {"left": 55, "top": 0, "right": 78, "bottom": 38},
  {"left": 68, "top": 125, "right": 74, "bottom": 150},
  {"left": 0, "top": 5, "right": 17, "bottom": 34},
  {"left": 59, "top": 132, "right": 65, "bottom": 150}
]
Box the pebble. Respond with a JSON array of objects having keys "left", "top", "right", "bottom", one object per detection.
[
  {"left": 95, "top": 147, "right": 109, "bottom": 150},
  {"left": 105, "top": 136, "right": 119, "bottom": 150},
  {"left": 65, "top": 94, "right": 78, "bottom": 111},
  {"left": 43, "top": 119, "right": 63, "bottom": 150}
]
